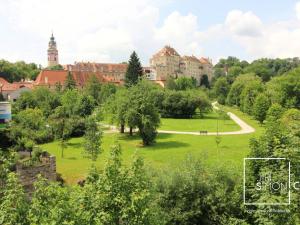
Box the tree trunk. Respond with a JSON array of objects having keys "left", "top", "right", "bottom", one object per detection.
[
  {"left": 129, "top": 127, "right": 133, "bottom": 136},
  {"left": 120, "top": 124, "right": 125, "bottom": 133}
]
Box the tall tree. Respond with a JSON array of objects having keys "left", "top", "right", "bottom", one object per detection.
[
  {"left": 83, "top": 116, "right": 103, "bottom": 161},
  {"left": 48, "top": 106, "right": 72, "bottom": 158},
  {"left": 253, "top": 93, "right": 270, "bottom": 124},
  {"left": 84, "top": 74, "right": 102, "bottom": 104},
  {"left": 200, "top": 74, "right": 210, "bottom": 88},
  {"left": 213, "top": 77, "right": 230, "bottom": 105},
  {"left": 125, "top": 51, "right": 143, "bottom": 87},
  {"left": 64, "top": 72, "right": 76, "bottom": 90}
]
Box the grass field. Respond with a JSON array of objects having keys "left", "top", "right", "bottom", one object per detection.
[
  {"left": 41, "top": 106, "right": 265, "bottom": 184},
  {"left": 0, "top": 123, "right": 6, "bottom": 130},
  {"left": 159, "top": 111, "right": 240, "bottom": 132}
]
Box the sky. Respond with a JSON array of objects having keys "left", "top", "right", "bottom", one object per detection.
[{"left": 1, "top": 0, "right": 300, "bottom": 66}]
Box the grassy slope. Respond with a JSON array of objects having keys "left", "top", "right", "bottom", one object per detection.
[
  {"left": 159, "top": 111, "right": 240, "bottom": 132},
  {"left": 41, "top": 106, "right": 265, "bottom": 184}
]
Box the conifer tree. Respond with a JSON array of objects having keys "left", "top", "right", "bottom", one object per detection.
[
  {"left": 64, "top": 72, "right": 76, "bottom": 90},
  {"left": 125, "top": 51, "right": 143, "bottom": 87}
]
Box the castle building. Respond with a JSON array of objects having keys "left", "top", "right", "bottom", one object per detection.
[
  {"left": 47, "top": 33, "right": 59, "bottom": 67},
  {"left": 150, "top": 46, "right": 213, "bottom": 85}
]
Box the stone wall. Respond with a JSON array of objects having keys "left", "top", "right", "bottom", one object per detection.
[{"left": 16, "top": 155, "right": 56, "bottom": 193}]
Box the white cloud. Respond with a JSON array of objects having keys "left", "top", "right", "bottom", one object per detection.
[
  {"left": 224, "top": 8, "right": 300, "bottom": 59},
  {"left": 225, "top": 10, "right": 263, "bottom": 37},
  {"left": 296, "top": 2, "right": 300, "bottom": 20},
  {"left": 2, "top": 0, "right": 300, "bottom": 66},
  {"left": 2, "top": 0, "right": 160, "bottom": 65},
  {"left": 154, "top": 12, "right": 204, "bottom": 56}
]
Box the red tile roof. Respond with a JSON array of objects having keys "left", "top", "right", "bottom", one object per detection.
[
  {"left": 0, "top": 77, "right": 9, "bottom": 86},
  {"left": 153, "top": 45, "right": 180, "bottom": 58},
  {"left": 182, "top": 55, "right": 200, "bottom": 63},
  {"left": 34, "top": 70, "right": 122, "bottom": 87},
  {"left": 199, "top": 57, "right": 212, "bottom": 64},
  {"left": 0, "top": 77, "right": 34, "bottom": 91}
]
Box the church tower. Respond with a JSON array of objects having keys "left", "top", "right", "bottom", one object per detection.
[{"left": 47, "top": 33, "right": 59, "bottom": 67}]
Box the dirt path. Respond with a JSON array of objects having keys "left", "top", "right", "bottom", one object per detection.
[{"left": 102, "top": 102, "right": 255, "bottom": 136}]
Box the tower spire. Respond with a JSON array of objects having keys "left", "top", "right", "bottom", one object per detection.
[{"left": 47, "top": 32, "right": 59, "bottom": 67}]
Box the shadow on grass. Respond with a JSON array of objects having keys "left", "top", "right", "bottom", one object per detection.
[
  {"left": 66, "top": 157, "right": 78, "bottom": 160},
  {"left": 149, "top": 141, "right": 190, "bottom": 150},
  {"left": 67, "top": 142, "right": 83, "bottom": 149}
]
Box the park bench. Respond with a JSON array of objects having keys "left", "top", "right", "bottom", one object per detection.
[{"left": 199, "top": 130, "right": 208, "bottom": 135}]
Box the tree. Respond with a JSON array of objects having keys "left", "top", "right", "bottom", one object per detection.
[
  {"left": 78, "top": 143, "right": 153, "bottom": 224},
  {"left": 84, "top": 74, "right": 102, "bottom": 104},
  {"left": 253, "top": 93, "right": 270, "bottom": 124},
  {"left": 266, "top": 103, "right": 285, "bottom": 122},
  {"left": 280, "top": 108, "right": 300, "bottom": 138},
  {"left": 213, "top": 77, "right": 230, "bottom": 105},
  {"left": 175, "top": 77, "right": 196, "bottom": 90},
  {"left": 125, "top": 51, "right": 143, "bottom": 87},
  {"left": 0, "top": 173, "right": 28, "bottom": 225},
  {"left": 99, "top": 83, "right": 117, "bottom": 104},
  {"left": 64, "top": 71, "right": 76, "bottom": 90},
  {"left": 128, "top": 81, "right": 160, "bottom": 145},
  {"left": 239, "top": 79, "right": 264, "bottom": 115},
  {"left": 0, "top": 92, "right": 4, "bottom": 101},
  {"left": 83, "top": 116, "right": 103, "bottom": 161},
  {"left": 47, "top": 64, "right": 64, "bottom": 70},
  {"left": 165, "top": 76, "right": 177, "bottom": 90},
  {"left": 105, "top": 88, "right": 129, "bottom": 133},
  {"left": 200, "top": 74, "right": 210, "bottom": 88},
  {"left": 226, "top": 73, "right": 258, "bottom": 106},
  {"left": 48, "top": 106, "right": 72, "bottom": 158},
  {"left": 27, "top": 176, "right": 76, "bottom": 224}
]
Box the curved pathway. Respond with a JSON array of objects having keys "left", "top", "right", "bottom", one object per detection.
[
  {"left": 102, "top": 102, "right": 255, "bottom": 136},
  {"left": 157, "top": 102, "right": 255, "bottom": 136}
]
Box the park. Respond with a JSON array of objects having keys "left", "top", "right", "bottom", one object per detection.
[{"left": 41, "top": 103, "right": 263, "bottom": 184}]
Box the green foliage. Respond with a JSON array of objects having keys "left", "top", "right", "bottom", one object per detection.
[
  {"left": 64, "top": 71, "right": 76, "bottom": 90},
  {"left": 281, "top": 108, "right": 300, "bottom": 137},
  {"left": 226, "top": 74, "right": 259, "bottom": 106},
  {"left": 0, "top": 92, "right": 4, "bottom": 101},
  {"left": 14, "top": 87, "right": 61, "bottom": 117},
  {"left": 128, "top": 81, "right": 160, "bottom": 145},
  {"left": 125, "top": 51, "right": 143, "bottom": 87},
  {"left": 266, "top": 67, "right": 300, "bottom": 108},
  {"left": 174, "top": 77, "right": 197, "bottom": 90},
  {"left": 84, "top": 74, "right": 102, "bottom": 104},
  {"left": 27, "top": 176, "right": 76, "bottom": 224},
  {"left": 165, "top": 76, "right": 177, "bottom": 90},
  {"left": 83, "top": 116, "right": 103, "bottom": 161},
  {"left": 200, "top": 74, "right": 210, "bottom": 88},
  {"left": 0, "top": 59, "right": 40, "bottom": 82},
  {"left": 253, "top": 94, "right": 271, "bottom": 124},
  {"left": 48, "top": 106, "right": 73, "bottom": 158},
  {"left": 77, "top": 143, "right": 153, "bottom": 224},
  {"left": 239, "top": 79, "right": 264, "bottom": 114},
  {"left": 47, "top": 64, "right": 64, "bottom": 70},
  {"left": 9, "top": 108, "right": 52, "bottom": 149},
  {"left": 0, "top": 173, "right": 28, "bottom": 225},
  {"left": 247, "top": 118, "right": 300, "bottom": 224},
  {"left": 156, "top": 157, "right": 246, "bottom": 224},
  {"left": 266, "top": 103, "right": 285, "bottom": 122},
  {"left": 213, "top": 77, "right": 230, "bottom": 105},
  {"left": 99, "top": 83, "right": 117, "bottom": 104}
]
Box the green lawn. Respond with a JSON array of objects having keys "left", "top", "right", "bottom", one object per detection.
[
  {"left": 41, "top": 106, "right": 265, "bottom": 184},
  {"left": 159, "top": 111, "right": 240, "bottom": 132},
  {"left": 0, "top": 123, "right": 6, "bottom": 130}
]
